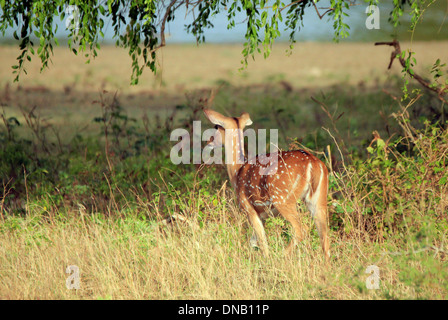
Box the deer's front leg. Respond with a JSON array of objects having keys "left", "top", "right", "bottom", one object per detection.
[{"left": 239, "top": 196, "right": 269, "bottom": 257}]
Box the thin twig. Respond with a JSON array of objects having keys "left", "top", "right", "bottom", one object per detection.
[
  {"left": 1, "top": 178, "right": 13, "bottom": 222},
  {"left": 313, "top": 1, "right": 360, "bottom": 20},
  {"left": 278, "top": 0, "right": 306, "bottom": 13},
  {"left": 312, "top": 2, "right": 334, "bottom": 19},
  {"left": 381, "top": 245, "right": 447, "bottom": 257}
]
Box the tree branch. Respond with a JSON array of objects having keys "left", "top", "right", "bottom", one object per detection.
[
  {"left": 375, "top": 40, "right": 448, "bottom": 104},
  {"left": 159, "top": 0, "right": 178, "bottom": 48},
  {"left": 144, "top": 0, "right": 178, "bottom": 56}
]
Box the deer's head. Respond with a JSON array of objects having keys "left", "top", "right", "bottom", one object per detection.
[{"left": 203, "top": 109, "right": 252, "bottom": 151}]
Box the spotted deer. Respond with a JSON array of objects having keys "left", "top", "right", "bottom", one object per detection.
[{"left": 203, "top": 109, "right": 330, "bottom": 262}]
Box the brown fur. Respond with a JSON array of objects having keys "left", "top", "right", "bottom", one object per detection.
[{"left": 204, "top": 109, "right": 330, "bottom": 262}]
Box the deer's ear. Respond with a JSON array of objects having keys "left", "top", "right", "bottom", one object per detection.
[
  {"left": 204, "top": 109, "right": 229, "bottom": 128},
  {"left": 239, "top": 112, "right": 253, "bottom": 127}
]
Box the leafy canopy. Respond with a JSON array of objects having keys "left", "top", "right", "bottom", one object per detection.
[{"left": 0, "top": 0, "right": 438, "bottom": 84}]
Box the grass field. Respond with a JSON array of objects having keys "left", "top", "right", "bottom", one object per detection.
[{"left": 0, "top": 41, "right": 447, "bottom": 300}]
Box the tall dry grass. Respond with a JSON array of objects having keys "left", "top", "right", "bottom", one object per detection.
[{"left": 1, "top": 176, "right": 446, "bottom": 300}]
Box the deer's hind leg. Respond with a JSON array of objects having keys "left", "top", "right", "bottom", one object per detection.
[
  {"left": 306, "top": 164, "right": 330, "bottom": 262},
  {"left": 309, "top": 199, "right": 330, "bottom": 262}
]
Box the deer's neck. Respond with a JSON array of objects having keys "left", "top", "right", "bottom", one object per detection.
[{"left": 225, "top": 130, "right": 246, "bottom": 190}]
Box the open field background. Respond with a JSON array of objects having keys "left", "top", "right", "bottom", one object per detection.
[
  {"left": 2, "top": 41, "right": 447, "bottom": 91},
  {"left": 1, "top": 41, "right": 447, "bottom": 299},
  {"left": 1, "top": 41, "right": 447, "bottom": 144}
]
